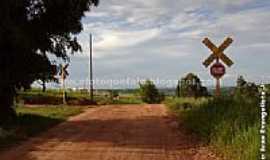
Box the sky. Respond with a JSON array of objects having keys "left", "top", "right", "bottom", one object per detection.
[{"left": 54, "top": 0, "right": 270, "bottom": 89}]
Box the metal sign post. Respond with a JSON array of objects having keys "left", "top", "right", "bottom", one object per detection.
[{"left": 202, "top": 37, "right": 234, "bottom": 97}]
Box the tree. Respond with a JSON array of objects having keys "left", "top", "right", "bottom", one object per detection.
[
  {"left": 236, "top": 75, "right": 247, "bottom": 88},
  {"left": 139, "top": 80, "right": 164, "bottom": 104},
  {"left": 0, "top": 0, "right": 99, "bottom": 123},
  {"left": 179, "top": 73, "right": 208, "bottom": 98},
  {"left": 234, "top": 76, "right": 259, "bottom": 100}
]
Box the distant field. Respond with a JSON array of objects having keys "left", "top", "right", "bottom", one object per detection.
[
  {"left": 18, "top": 88, "right": 143, "bottom": 105},
  {"left": 17, "top": 87, "right": 237, "bottom": 106}
]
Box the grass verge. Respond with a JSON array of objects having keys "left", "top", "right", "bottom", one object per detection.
[
  {"left": 165, "top": 97, "right": 269, "bottom": 160},
  {"left": 0, "top": 106, "right": 83, "bottom": 150},
  {"left": 18, "top": 89, "right": 143, "bottom": 105}
]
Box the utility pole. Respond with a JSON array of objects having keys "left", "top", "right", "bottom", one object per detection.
[{"left": 89, "top": 34, "right": 94, "bottom": 101}]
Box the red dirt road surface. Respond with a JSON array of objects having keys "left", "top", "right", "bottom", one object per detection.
[{"left": 0, "top": 104, "right": 220, "bottom": 160}]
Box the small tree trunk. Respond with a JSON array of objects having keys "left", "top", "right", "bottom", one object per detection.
[
  {"left": 42, "top": 80, "right": 46, "bottom": 92},
  {"left": 0, "top": 85, "right": 17, "bottom": 125}
]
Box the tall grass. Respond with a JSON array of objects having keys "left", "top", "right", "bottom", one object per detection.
[{"left": 166, "top": 97, "right": 269, "bottom": 160}]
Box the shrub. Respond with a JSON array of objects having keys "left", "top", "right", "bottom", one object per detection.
[
  {"left": 165, "top": 97, "right": 209, "bottom": 112},
  {"left": 233, "top": 76, "right": 259, "bottom": 100},
  {"left": 139, "top": 80, "right": 164, "bottom": 104}
]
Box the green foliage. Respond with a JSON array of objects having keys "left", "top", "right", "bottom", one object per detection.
[
  {"left": 37, "top": 63, "right": 59, "bottom": 92},
  {"left": 233, "top": 76, "right": 259, "bottom": 100},
  {"left": 139, "top": 80, "right": 164, "bottom": 104},
  {"left": 167, "top": 97, "right": 268, "bottom": 160},
  {"left": 177, "top": 73, "right": 208, "bottom": 98},
  {"left": 0, "top": 0, "right": 99, "bottom": 121}
]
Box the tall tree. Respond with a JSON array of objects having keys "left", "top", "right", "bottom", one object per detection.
[
  {"left": 179, "top": 73, "right": 208, "bottom": 98},
  {"left": 0, "top": 0, "right": 99, "bottom": 123}
]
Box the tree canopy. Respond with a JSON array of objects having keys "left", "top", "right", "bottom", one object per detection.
[{"left": 0, "top": 0, "right": 99, "bottom": 123}]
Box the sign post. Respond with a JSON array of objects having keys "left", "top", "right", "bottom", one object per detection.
[
  {"left": 60, "top": 64, "right": 69, "bottom": 104},
  {"left": 202, "top": 37, "right": 234, "bottom": 97}
]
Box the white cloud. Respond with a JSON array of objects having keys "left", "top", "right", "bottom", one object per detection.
[
  {"left": 95, "top": 28, "right": 160, "bottom": 50},
  {"left": 67, "top": 0, "right": 270, "bottom": 88},
  {"left": 85, "top": 11, "right": 108, "bottom": 18}
]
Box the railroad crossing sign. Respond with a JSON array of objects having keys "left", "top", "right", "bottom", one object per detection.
[
  {"left": 203, "top": 37, "right": 234, "bottom": 68},
  {"left": 59, "top": 64, "right": 69, "bottom": 80},
  {"left": 202, "top": 37, "right": 234, "bottom": 96}
]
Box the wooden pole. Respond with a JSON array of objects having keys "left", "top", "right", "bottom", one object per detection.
[
  {"left": 62, "top": 66, "right": 67, "bottom": 104},
  {"left": 89, "top": 34, "right": 94, "bottom": 101},
  {"left": 215, "top": 58, "right": 221, "bottom": 97},
  {"left": 216, "top": 78, "right": 221, "bottom": 97}
]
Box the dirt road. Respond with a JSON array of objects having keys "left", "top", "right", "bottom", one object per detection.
[{"left": 0, "top": 104, "right": 219, "bottom": 160}]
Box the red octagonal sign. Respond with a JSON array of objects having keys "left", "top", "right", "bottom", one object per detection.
[{"left": 210, "top": 62, "right": 226, "bottom": 79}]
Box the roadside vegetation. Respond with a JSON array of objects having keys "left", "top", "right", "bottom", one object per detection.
[
  {"left": 166, "top": 76, "right": 269, "bottom": 160},
  {"left": 0, "top": 106, "right": 83, "bottom": 150}
]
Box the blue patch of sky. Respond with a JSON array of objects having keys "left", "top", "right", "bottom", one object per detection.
[{"left": 221, "top": 0, "right": 270, "bottom": 13}]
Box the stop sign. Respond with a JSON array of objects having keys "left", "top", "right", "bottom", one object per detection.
[{"left": 210, "top": 62, "right": 226, "bottom": 79}]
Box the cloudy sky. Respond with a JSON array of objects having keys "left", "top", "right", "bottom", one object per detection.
[{"left": 62, "top": 0, "right": 270, "bottom": 89}]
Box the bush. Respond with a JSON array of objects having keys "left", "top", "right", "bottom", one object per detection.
[
  {"left": 233, "top": 76, "right": 259, "bottom": 100},
  {"left": 165, "top": 97, "right": 209, "bottom": 112},
  {"left": 177, "top": 73, "right": 208, "bottom": 98},
  {"left": 139, "top": 80, "right": 164, "bottom": 104}
]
